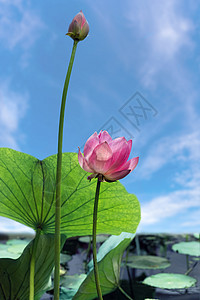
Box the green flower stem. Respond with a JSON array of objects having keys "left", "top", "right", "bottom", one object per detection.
[
  {"left": 186, "top": 254, "right": 189, "bottom": 271},
  {"left": 185, "top": 234, "right": 189, "bottom": 271},
  {"left": 29, "top": 229, "right": 41, "bottom": 300},
  {"left": 118, "top": 286, "right": 133, "bottom": 300},
  {"left": 54, "top": 39, "right": 78, "bottom": 300},
  {"left": 92, "top": 179, "right": 103, "bottom": 300},
  {"left": 185, "top": 261, "right": 198, "bottom": 276}
]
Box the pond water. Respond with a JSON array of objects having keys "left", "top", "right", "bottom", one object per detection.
[
  {"left": 0, "top": 233, "right": 199, "bottom": 299},
  {"left": 56, "top": 234, "right": 200, "bottom": 299}
]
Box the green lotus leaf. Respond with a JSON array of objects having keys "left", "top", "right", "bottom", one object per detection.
[
  {"left": 0, "top": 148, "right": 140, "bottom": 237},
  {"left": 73, "top": 232, "right": 134, "bottom": 299},
  {"left": 194, "top": 233, "right": 200, "bottom": 240},
  {"left": 172, "top": 241, "right": 200, "bottom": 257},
  {"left": 143, "top": 273, "right": 197, "bottom": 289},
  {"left": 126, "top": 255, "right": 170, "bottom": 270},
  {"left": 79, "top": 235, "right": 108, "bottom": 244},
  {"left": 7, "top": 243, "right": 28, "bottom": 254},
  {"left": 0, "top": 234, "right": 66, "bottom": 300},
  {"left": 0, "top": 240, "right": 30, "bottom": 259},
  {"left": 60, "top": 253, "right": 72, "bottom": 265},
  {"left": 59, "top": 274, "right": 87, "bottom": 299},
  {"left": 0, "top": 244, "right": 18, "bottom": 259},
  {"left": 6, "top": 239, "right": 30, "bottom": 245}
]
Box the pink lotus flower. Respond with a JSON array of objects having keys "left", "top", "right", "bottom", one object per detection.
[
  {"left": 67, "top": 10, "right": 89, "bottom": 41},
  {"left": 78, "top": 131, "right": 139, "bottom": 182}
]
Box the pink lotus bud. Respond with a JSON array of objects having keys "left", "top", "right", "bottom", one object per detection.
[
  {"left": 67, "top": 10, "right": 89, "bottom": 41},
  {"left": 78, "top": 131, "right": 139, "bottom": 182}
]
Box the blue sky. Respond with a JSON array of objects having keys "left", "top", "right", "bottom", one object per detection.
[{"left": 0, "top": 0, "right": 199, "bottom": 234}]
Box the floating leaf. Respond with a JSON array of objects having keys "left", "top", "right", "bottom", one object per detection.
[
  {"left": 0, "top": 239, "right": 30, "bottom": 259},
  {"left": 193, "top": 257, "right": 200, "bottom": 261},
  {"left": 143, "top": 273, "right": 197, "bottom": 289},
  {"left": 60, "top": 268, "right": 67, "bottom": 276},
  {"left": 145, "top": 237, "right": 156, "bottom": 240},
  {"left": 59, "top": 274, "right": 87, "bottom": 299},
  {"left": 60, "top": 286, "right": 76, "bottom": 300},
  {"left": 87, "top": 232, "right": 135, "bottom": 272},
  {"left": 61, "top": 274, "right": 87, "bottom": 290},
  {"left": 194, "top": 233, "right": 200, "bottom": 240},
  {"left": 125, "top": 255, "right": 170, "bottom": 270},
  {"left": 79, "top": 235, "right": 108, "bottom": 244},
  {"left": 6, "top": 239, "right": 30, "bottom": 245},
  {"left": 0, "top": 149, "right": 140, "bottom": 237},
  {"left": 172, "top": 242, "right": 200, "bottom": 257},
  {"left": 7, "top": 243, "right": 28, "bottom": 255},
  {"left": 60, "top": 253, "right": 72, "bottom": 265},
  {"left": 73, "top": 232, "right": 134, "bottom": 299},
  {"left": 0, "top": 234, "right": 66, "bottom": 300},
  {"left": 0, "top": 244, "right": 18, "bottom": 259}
]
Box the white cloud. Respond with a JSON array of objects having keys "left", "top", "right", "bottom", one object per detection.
[
  {"left": 125, "top": 0, "right": 194, "bottom": 89},
  {"left": 0, "top": 0, "right": 44, "bottom": 50},
  {"left": 0, "top": 0, "right": 45, "bottom": 67},
  {"left": 174, "top": 167, "right": 200, "bottom": 189},
  {"left": 139, "top": 130, "right": 200, "bottom": 180},
  {"left": 141, "top": 188, "right": 200, "bottom": 226},
  {"left": 88, "top": 0, "right": 194, "bottom": 92},
  {"left": 127, "top": 0, "right": 193, "bottom": 58},
  {"left": 136, "top": 129, "right": 200, "bottom": 232},
  {"left": 88, "top": 0, "right": 199, "bottom": 233},
  {"left": 0, "top": 81, "right": 28, "bottom": 149}
]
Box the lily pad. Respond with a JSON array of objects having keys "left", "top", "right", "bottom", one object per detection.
[
  {"left": 145, "top": 236, "right": 156, "bottom": 240},
  {"left": 172, "top": 242, "right": 200, "bottom": 257},
  {"left": 0, "top": 244, "right": 18, "bottom": 259},
  {"left": 126, "top": 255, "right": 170, "bottom": 270},
  {"left": 79, "top": 235, "right": 108, "bottom": 244},
  {"left": 143, "top": 273, "right": 197, "bottom": 289},
  {"left": 60, "top": 274, "right": 87, "bottom": 293},
  {"left": 60, "top": 253, "right": 72, "bottom": 264},
  {"left": 7, "top": 242, "right": 29, "bottom": 254},
  {"left": 0, "top": 239, "right": 30, "bottom": 258},
  {"left": 6, "top": 239, "right": 30, "bottom": 245},
  {"left": 193, "top": 257, "right": 200, "bottom": 261},
  {"left": 59, "top": 286, "right": 77, "bottom": 300},
  {"left": 194, "top": 233, "right": 200, "bottom": 240}
]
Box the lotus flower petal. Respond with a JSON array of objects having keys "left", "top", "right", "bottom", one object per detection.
[
  {"left": 78, "top": 148, "right": 94, "bottom": 173},
  {"left": 78, "top": 130, "right": 139, "bottom": 182},
  {"left": 115, "top": 156, "right": 139, "bottom": 173},
  {"left": 67, "top": 10, "right": 89, "bottom": 41},
  {"left": 106, "top": 138, "right": 132, "bottom": 173},
  {"left": 104, "top": 169, "right": 131, "bottom": 181},
  {"left": 98, "top": 130, "right": 113, "bottom": 144},
  {"left": 88, "top": 142, "right": 113, "bottom": 174},
  {"left": 83, "top": 132, "right": 99, "bottom": 159}
]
